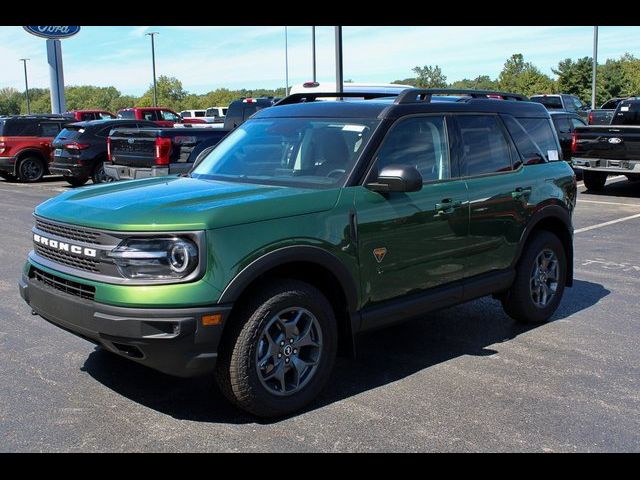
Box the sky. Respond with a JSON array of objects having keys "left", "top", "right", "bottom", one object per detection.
[{"left": 1, "top": 26, "right": 640, "bottom": 96}]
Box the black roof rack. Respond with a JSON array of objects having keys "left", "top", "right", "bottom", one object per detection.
[
  {"left": 4, "top": 113, "right": 71, "bottom": 120},
  {"left": 275, "top": 91, "right": 399, "bottom": 106},
  {"left": 394, "top": 88, "right": 529, "bottom": 104}
]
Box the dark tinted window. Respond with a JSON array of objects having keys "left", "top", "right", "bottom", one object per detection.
[
  {"left": 118, "top": 110, "right": 136, "bottom": 119},
  {"left": 80, "top": 113, "right": 95, "bottom": 121},
  {"left": 531, "top": 96, "right": 563, "bottom": 109},
  {"left": 502, "top": 115, "right": 547, "bottom": 164},
  {"left": 457, "top": 115, "right": 512, "bottom": 176},
  {"left": 611, "top": 101, "right": 640, "bottom": 125},
  {"left": 552, "top": 116, "right": 572, "bottom": 134},
  {"left": 39, "top": 122, "right": 61, "bottom": 137},
  {"left": 194, "top": 111, "right": 206, "bottom": 117},
  {"left": 141, "top": 110, "right": 159, "bottom": 122},
  {"left": 56, "top": 127, "right": 83, "bottom": 141},
  {"left": 376, "top": 116, "right": 450, "bottom": 182},
  {"left": 571, "top": 117, "right": 586, "bottom": 129},
  {"left": 0, "top": 119, "right": 39, "bottom": 136},
  {"left": 601, "top": 99, "right": 621, "bottom": 110},
  {"left": 182, "top": 112, "right": 192, "bottom": 118},
  {"left": 517, "top": 117, "right": 559, "bottom": 160}
]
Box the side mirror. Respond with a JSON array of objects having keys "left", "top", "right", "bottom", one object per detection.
[{"left": 366, "top": 164, "right": 423, "bottom": 193}]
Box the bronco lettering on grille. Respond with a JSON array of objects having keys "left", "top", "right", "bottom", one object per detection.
[{"left": 33, "top": 233, "right": 97, "bottom": 258}]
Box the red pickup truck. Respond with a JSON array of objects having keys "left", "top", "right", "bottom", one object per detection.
[
  {"left": 65, "top": 110, "right": 116, "bottom": 121},
  {"left": 116, "top": 107, "right": 187, "bottom": 127}
]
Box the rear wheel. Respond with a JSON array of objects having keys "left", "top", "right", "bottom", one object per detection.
[
  {"left": 92, "top": 161, "right": 109, "bottom": 184},
  {"left": 215, "top": 279, "right": 337, "bottom": 418},
  {"left": 17, "top": 156, "right": 45, "bottom": 183},
  {"left": 65, "top": 176, "right": 88, "bottom": 187},
  {"left": 583, "top": 171, "right": 607, "bottom": 191},
  {"left": 501, "top": 231, "right": 567, "bottom": 324}
]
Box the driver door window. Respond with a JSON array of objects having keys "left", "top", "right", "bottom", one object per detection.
[{"left": 374, "top": 115, "right": 451, "bottom": 182}]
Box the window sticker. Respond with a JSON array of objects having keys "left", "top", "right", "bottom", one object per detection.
[{"left": 548, "top": 150, "right": 559, "bottom": 161}]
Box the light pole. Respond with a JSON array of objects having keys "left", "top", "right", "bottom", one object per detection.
[
  {"left": 592, "top": 26, "right": 598, "bottom": 110},
  {"left": 146, "top": 32, "right": 159, "bottom": 107},
  {"left": 335, "top": 26, "right": 343, "bottom": 97},
  {"left": 311, "top": 26, "right": 317, "bottom": 83},
  {"left": 19, "top": 58, "right": 30, "bottom": 114},
  {"left": 285, "top": 26, "right": 289, "bottom": 96}
]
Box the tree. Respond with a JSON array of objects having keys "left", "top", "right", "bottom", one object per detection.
[
  {"left": 411, "top": 65, "right": 447, "bottom": 88},
  {"left": 553, "top": 57, "right": 593, "bottom": 105},
  {"left": 138, "top": 75, "right": 188, "bottom": 110},
  {"left": 498, "top": 53, "right": 556, "bottom": 96},
  {"left": 450, "top": 75, "right": 498, "bottom": 90},
  {"left": 0, "top": 87, "right": 22, "bottom": 116}
]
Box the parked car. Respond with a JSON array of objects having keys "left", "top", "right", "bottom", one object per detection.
[
  {"left": 530, "top": 94, "right": 589, "bottom": 119},
  {"left": 549, "top": 111, "right": 587, "bottom": 163},
  {"left": 222, "top": 97, "right": 280, "bottom": 130},
  {"left": 65, "top": 110, "right": 116, "bottom": 122},
  {"left": 20, "top": 88, "right": 576, "bottom": 418},
  {"left": 0, "top": 114, "right": 72, "bottom": 182},
  {"left": 105, "top": 127, "right": 228, "bottom": 180},
  {"left": 587, "top": 97, "right": 629, "bottom": 125},
  {"left": 179, "top": 110, "right": 207, "bottom": 119},
  {"left": 49, "top": 119, "right": 157, "bottom": 186},
  {"left": 572, "top": 97, "right": 640, "bottom": 191},
  {"left": 205, "top": 106, "right": 228, "bottom": 122},
  {"left": 117, "top": 107, "right": 183, "bottom": 127},
  {"left": 289, "top": 81, "right": 413, "bottom": 98}
]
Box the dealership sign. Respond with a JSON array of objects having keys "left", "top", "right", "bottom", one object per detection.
[{"left": 23, "top": 26, "right": 81, "bottom": 39}]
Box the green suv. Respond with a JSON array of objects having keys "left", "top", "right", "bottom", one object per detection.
[{"left": 19, "top": 89, "right": 577, "bottom": 417}]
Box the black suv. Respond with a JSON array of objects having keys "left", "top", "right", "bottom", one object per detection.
[{"left": 50, "top": 119, "right": 157, "bottom": 186}]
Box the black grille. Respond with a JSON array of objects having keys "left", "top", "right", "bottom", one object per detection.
[
  {"left": 35, "top": 218, "right": 101, "bottom": 244},
  {"left": 30, "top": 267, "right": 95, "bottom": 301},
  {"left": 34, "top": 244, "right": 100, "bottom": 273}
]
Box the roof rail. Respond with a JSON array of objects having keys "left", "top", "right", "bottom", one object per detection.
[
  {"left": 275, "top": 91, "right": 399, "bottom": 106},
  {"left": 394, "top": 88, "right": 529, "bottom": 104}
]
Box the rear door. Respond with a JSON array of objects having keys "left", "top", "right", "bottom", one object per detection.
[
  {"left": 452, "top": 114, "right": 529, "bottom": 279},
  {"left": 38, "top": 121, "right": 64, "bottom": 161},
  {"left": 355, "top": 115, "right": 469, "bottom": 307}
]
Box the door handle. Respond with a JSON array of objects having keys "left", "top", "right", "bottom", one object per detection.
[
  {"left": 434, "top": 199, "right": 463, "bottom": 218},
  {"left": 511, "top": 187, "right": 532, "bottom": 199}
]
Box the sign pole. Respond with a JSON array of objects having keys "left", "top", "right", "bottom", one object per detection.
[
  {"left": 335, "top": 26, "right": 343, "bottom": 98},
  {"left": 46, "top": 39, "right": 66, "bottom": 113},
  {"left": 19, "top": 58, "right": 31, "bottom": 114},
  {"left": 591, "top": 26, "right": 598, "bottom": 110}
]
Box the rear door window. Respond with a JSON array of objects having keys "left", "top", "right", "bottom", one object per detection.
[
  {"left": 0, "top": 120, "right": 39, "bottom": 136},
  {"left": 141, "top": 110, "right": 159, "bottom": 122},
  {"left": 456, "top": 115, "right": 512, "bottom": 176}
]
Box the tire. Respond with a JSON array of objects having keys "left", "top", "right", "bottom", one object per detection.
[
  {"left": 17, "top": 156, "right": 45, "bottom": 183},
  {"left": 65, "top": 176, "right": 89, "bottom": 187},
  {"left": 583, "top": 171, "right": 607, "bottom": 191},
  {"left": 91, "top": 161, "right": 109, "bottom": 184},
  {"left": 501, "top": 231, "right": 567, "bottom": 324},
  {"left": 215, "top": 279, "right": 337, "bottom": 418}
]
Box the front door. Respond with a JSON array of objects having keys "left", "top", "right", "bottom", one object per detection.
[{"left": 355, "top": 115, "right": 469, "bottom": 307}]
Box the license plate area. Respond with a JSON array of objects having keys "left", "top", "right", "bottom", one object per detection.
[{"left": 54, "top": 149, "right": 63, "bottom": 157}]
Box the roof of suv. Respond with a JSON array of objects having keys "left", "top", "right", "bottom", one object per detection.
[{"left": 254, "top": 95, "right": 550, "bottom": 121}]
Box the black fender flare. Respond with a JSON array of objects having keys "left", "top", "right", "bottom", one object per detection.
[
  {"left": 14, "top": 149, "right": 47, "bottom": 176},
  {"left": 513, "top": 204, "right": 574, "bottom": 286},
  {"left": 217, "top": 245, "right": 359, "bottom": 312}
]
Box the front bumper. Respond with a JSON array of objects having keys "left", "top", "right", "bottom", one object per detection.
[
  {"left": 0, "top": 156, "right": 17, "bottom": 174},
  {"left": 104, "top": 164, "right": 169, "bottom": 181},
  {"left": 572, "top": 157, "right": 640, "bottom": 173},
  {"left": 19, "top": 268, "right": 231, "bottom": 378}
]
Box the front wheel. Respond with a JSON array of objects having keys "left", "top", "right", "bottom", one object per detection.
[
  {"left": 583, "top": 171, "right": 607, "bottom": 191},
  {"left": 18, "top": 157, "right": 45, "bottom": 183},
  {"left": 215, "top": 279, "right": 337, "bottom": 418},
  {"left": 502, "top": 231, "right": 567, "bottom": 324}
]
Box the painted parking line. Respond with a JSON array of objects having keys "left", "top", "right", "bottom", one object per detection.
[
  {"left": 575, "top": 212, "right": 640, "bottom": 234},
  {"left": 578, "top": 199, "right": 640, "bottom": 207}
]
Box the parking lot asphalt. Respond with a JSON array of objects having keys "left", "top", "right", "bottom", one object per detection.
[{"left": 0, "top": 175, "right": 638, "bottom": 452}]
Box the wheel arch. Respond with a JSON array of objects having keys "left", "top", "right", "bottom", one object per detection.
[
  {"left": 218, "top": 246, "right": 359, "bottom": 356},
  {"left": 14, "top": 149, "right": 47, "bottom": 176},
  {"left": 514, "top": 205, "right": 574, "bottom": 287}
]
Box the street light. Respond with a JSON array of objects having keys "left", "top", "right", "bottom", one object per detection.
[
  {"left": 19, "top": 58, "right": 30, "bottom": 114},
  {"left": 284, "top": 26, "right": 289, "bottom": 96},
  {"left": 146, "top": 32, "right": 159, "bottom": 107},
  {"left": 592, "top": 26, "right": 598, "bottom": 110}
]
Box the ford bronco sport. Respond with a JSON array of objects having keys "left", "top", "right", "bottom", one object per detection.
[{"left": 19, "top": 89, "right": 576, "bottom": 417}]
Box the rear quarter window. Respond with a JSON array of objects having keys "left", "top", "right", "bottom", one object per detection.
[
  {"left": 515, "top": 117, "right": 560, "bottom": 161},
  {"left": 502, "top": 115, "right": 547, "bottom": 164}
]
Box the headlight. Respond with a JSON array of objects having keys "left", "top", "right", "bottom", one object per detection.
[{"left": 108, "top": 237, "right": 199, "bottom": 280}]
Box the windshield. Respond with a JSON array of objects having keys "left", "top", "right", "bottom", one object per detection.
[{"left": 191, "top": 118, "right": 379, "bottom": 188}]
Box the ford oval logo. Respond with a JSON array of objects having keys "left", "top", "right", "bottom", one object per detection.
[
  {"left": 23, "top": 26, "right": 81, "bottom": 39},
  {"left": 608, "top": 137, "right": 623, "bottom": 144}
]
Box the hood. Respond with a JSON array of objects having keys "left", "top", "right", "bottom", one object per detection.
[{"left": 35, "top": 176, "right": 342, "bottom": 231}]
